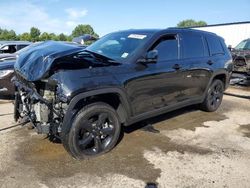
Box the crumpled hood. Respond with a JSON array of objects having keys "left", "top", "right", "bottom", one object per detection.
[{"left": 14, "top": 41, "right": 85, "bottom": 81}]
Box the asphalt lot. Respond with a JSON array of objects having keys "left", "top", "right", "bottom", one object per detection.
[{"left": 0, "top": 86, "right": 250, "bottom": 188}]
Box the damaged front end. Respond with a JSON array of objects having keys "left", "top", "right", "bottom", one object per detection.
[
  {"left": 12, "top": 41, "right": 84, "bottom": 136},
  {"left": 13, "top": 75, "right": 67, "bottom": 136}
]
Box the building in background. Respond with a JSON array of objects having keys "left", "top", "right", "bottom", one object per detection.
[{"left": 193, "top": 21, "right": 250, "bottom": 47}]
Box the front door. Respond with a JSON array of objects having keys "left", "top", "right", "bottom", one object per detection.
[{"left": 125, "top": 34, "right": 189, "bottom": 116}]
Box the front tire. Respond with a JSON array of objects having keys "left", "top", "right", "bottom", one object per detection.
[
  {"left": 62, "top": 102, "right": 121, "bottom": 159},
  {"left": 200, "top": 79, "right": 224, "bottom": 112}
]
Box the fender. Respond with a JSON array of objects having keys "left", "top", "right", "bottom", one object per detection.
[
  {"left": 203, "top": 69, "right": 230, "bottom": 100},
  {"left": 61, "top": 87, "right": 132, "bottom": 135}
]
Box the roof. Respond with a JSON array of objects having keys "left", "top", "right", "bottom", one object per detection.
[
  {"left": 115, "top": 29, "right": 161, "bottom": 34},
  {"left": 114, "top": 28, "right": 218, "bottom": 37},
  {"left": 0, "top": 41, "right": 32, "bottom": 45}
]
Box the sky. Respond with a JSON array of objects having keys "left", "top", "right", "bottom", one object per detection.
[{"left": 0, "top": 0, "right": 249, "bottom": 36}]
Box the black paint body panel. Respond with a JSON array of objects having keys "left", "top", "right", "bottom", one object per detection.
[{"left": 14, "top": 28, "right": 233, "bottom": 129}]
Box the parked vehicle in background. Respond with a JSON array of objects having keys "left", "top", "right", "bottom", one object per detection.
[
  {"left": 0, "top": 53, "right": 16, "bottom": 61},
  {"left": 72, "top": 34, "right": 99, "bottom": 45},
  {"left": 230, "top": 72, "right": 250, "bottom": 86},
  {"left": 0, "top": 43, "right": 36, "bottom": 99},
  {"left": 0, "top": 60, "right": 15, "bottom": 98},
  {"left": 228, "top": 38, "right": 250, "bottom": 86},
  {"left": 231, "top": 38, "right": 250, "bottom": 73},
  {"left": 13, "top": 28, "right": 233, "bottom": 159},
  {"left": 0, "top": 41, "right": 32, "bottom": 54}
]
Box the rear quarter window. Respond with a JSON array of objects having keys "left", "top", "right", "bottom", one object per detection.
[{"left": 206, "top": 35, "right": 224, "bottom": 56}]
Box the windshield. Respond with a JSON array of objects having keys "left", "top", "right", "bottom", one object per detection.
[
  {"left": 235, "top": 39, "right": 250, "bottom": 50},
  {"left": 86, "top": 31, "right": 153, "bottom": 62}
]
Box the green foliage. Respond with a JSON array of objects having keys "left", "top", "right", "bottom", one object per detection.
[
  {"left": 58, "top": 33, "right": 67, "bottom": 41},
  {"left": 19, "top": 32, "right": 31, "bottom": 41},
  {"left": 67, "top": 35, "right": 73, "bottom": 42},
  {"left": 71, "top": 24, "right": 99, "bottom": 38},
  {"left": 0, "top": 24, "right": 98, "bottom": 42},
  {"left": 40, "top": 32, "right": 50, "bottom": 41},
  {"left": 49, "top": 33, "right": 59, "bottom": 41},
  {"left": 177, "top": 19, "right": 207, "bottom": 28},
  {"left": 30, "top": 27, "right": 41, "bottom": 42},
  {"left": 0, "top": 29, "right": 17, "bottom": 40}
]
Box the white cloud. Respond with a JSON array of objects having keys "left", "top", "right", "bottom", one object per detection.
[
  {"left": 0, "top": 1, "right": 87, "bottom": 35},
  {"left": 65, "top": 8, "right": 88, "bottom": 20},
  {"left": 65, "top": 20, "right": 82, "bottom": 28}
]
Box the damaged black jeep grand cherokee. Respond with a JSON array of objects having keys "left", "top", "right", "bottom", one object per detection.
[{"left": 13, "top": 29, "right": 232, "bottom": 159}]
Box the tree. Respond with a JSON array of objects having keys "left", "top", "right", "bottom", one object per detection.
[
  {"left": 67, "top": 35, "right": 73, "bottom": 42},
  {"left": 49, "top": 33, "right": 58, "bottom": 41},
  {"left": 19, "top": 32, "right": 31, "bottom": 41},
  {"left": 71, "top": 24, "right": 98, "bottom": 38},
  {"left": 0, "top": 29, "right": 17, "bottom": 40},
  {"left": 177, "top": 19, "right": 207, "bottom": 28},
  {"left": 40, "top": 32, "right": 51, "bottom": 41},
  {"left": 30, "top": 27, "right": 41, "bottom": 41},
  {"left": 58, "top": 33, "right": 67, "bottom": 41},
  {"left": 0, "top": 24, "right": 99, "bottom": 42}
]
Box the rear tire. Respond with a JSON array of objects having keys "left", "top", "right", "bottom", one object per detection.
[
  {"left": 62, "top": 102, "right": 121, "bottom": 159},
  {"left": 200, "top": 79, "right": 224, "bottom": 112}
]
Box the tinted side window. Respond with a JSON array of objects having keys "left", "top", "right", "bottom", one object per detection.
[
  {"left": 0, "top": 45, "right": 16, "bottom": 53},
  {"left": 17, "top": 45, "right": 28, "bottom": 51},
  {"left": 245, "top": 41, "right": 250, "bottom": 50},
  {"left": 206, "top": 35, "right": 224, "bottom": 56},
  {"left": 182, "top": 34, "right": 206, "bottom": 58},
  {"left": 152, "top": 35, "right": 178, "bottom": 61}
]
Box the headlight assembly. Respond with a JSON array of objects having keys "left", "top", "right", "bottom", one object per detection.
[{"left": 0, "top": 69, "right": 14, "bottom": 79}]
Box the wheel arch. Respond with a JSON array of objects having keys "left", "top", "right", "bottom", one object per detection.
[
  {"left": 212, "top": 74, "right": 227, "bottom": 88},
  {"left": 61, "top": 88, "right": 131, "bottom": 135}
]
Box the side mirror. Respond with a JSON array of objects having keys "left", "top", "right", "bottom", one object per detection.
[
  {"left": 146, "top": 50, "right": 158, "bottom": 63},
  {"left": 138, "top": 50, "right": 158, "bottom": 64}
]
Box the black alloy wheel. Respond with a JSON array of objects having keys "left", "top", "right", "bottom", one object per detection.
[
  {"left": 201, "top": 79, "right": 224, "bottom": 112},
  {"left": 62, "top": 102, "right": 121, "bottom": 159}
]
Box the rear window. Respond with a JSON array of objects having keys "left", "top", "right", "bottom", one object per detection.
[
  {"left": 206, "top": 35, "right": 224, "bottom": 56},
  {"left": 182, "top": 34, "right": 207, "bottom": 58}
]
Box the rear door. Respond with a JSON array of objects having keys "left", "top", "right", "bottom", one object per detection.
[{"left": 179, "top": 32, "right": 211, "bottom": 99}]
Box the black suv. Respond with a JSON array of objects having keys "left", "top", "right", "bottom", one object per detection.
[{"left": 13, "top": 29, "right": 232, "bottom": 159}]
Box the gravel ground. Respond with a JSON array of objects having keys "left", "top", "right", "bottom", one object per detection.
[{"left": 0, "top": 87, "right": 250, "bottom": 188}]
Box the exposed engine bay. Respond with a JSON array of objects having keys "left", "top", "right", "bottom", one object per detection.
[{"left": 13, "top": 76, "right": 67, "bottom": 136}]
